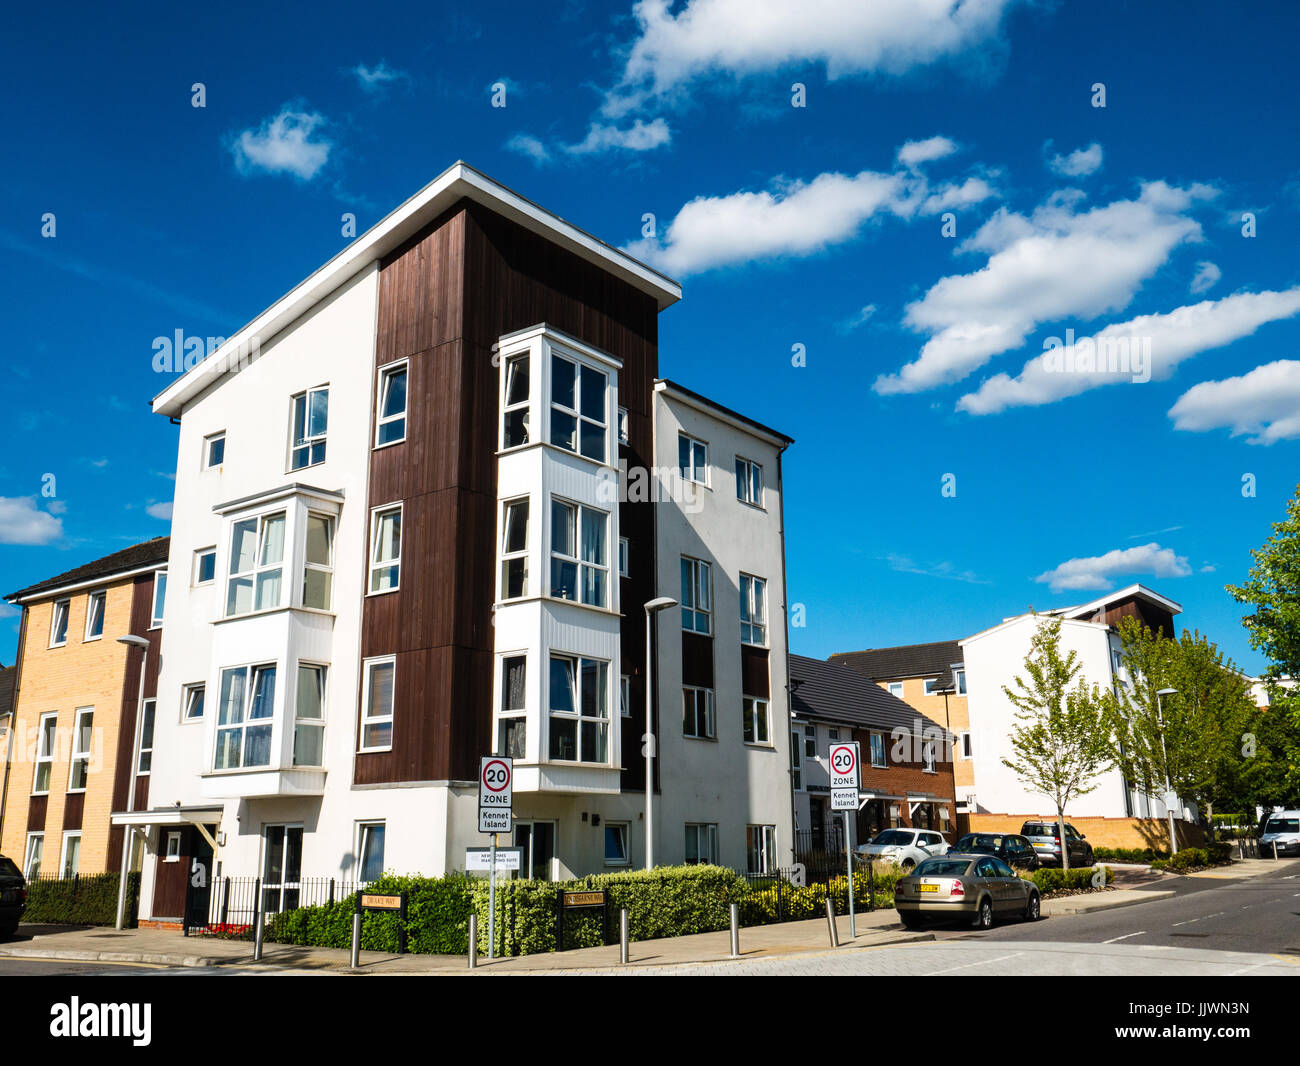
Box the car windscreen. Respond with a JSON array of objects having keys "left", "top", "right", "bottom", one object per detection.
[
  {"left": 0, "top": 857, "right": 21, "bottom": 878},
  {"left": 914, "top": 859, "right": 970, "bottom": 877},
  {"left": 1022, "top": 824, "right": 1057, "bottom": 836},
  {"left": 1263, "top": 817, "right": 1299, "bottom": 834},
  {"left": 873, "top": 830, "right": 914, "bottom": 846}
]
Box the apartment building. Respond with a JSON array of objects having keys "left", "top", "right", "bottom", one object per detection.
[
  {"left": 0, "top": 539, "right": 168, "bottom": 878},
  {"left": 120, "top": 162, "right": 795, "bottom": 923}
]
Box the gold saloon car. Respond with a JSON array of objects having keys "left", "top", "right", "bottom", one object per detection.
[{"left": 895, "top": 853, "right": 1041, "bottom": 930}]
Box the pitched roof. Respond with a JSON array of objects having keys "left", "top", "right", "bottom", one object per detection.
[
  {"left": 0, "top": 666, "right": 15, "bottom": 720},
  {"left": 789, "top": 654, "right": 951, "bottom": 738},
  {"left": 5, "top": 538, "right": 171, "bottom": 603},
  {"left": 829, "top": 640, "right": 964, "bottom": 687}
]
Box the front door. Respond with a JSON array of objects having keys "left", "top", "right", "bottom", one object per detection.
[
  {"left": 182, "top": 827, "right": 215, "bottom": 929},
  {"left": 809, "top": 800, "right": 825, "bottom": 849},
  {"left": 514, "top": 821, "right": 556, "bottom": 881}
]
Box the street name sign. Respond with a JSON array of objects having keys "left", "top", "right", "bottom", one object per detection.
[{"left": 466, "top": 846, "right": 523, "bottom": 872}]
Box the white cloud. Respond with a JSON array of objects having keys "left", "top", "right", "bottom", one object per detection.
[
  {"left": 352, "top": 62, "right": 409, "bottom": 93},
  {"left": 874, "top": 182, "right": 1215, "bottom": 395},
  {"left": 1047, "top": 141, "right": 1103, "bottom": 178},
  {"left": 90, "top": 458, "right": 108, "bottom": 468},
  {"left": 898, "top": 135, "right": 958, "bottom": 169},
  {"left": 605, "top": 0, "right": 1025, "bottom": 115},
  {"left": 886, "top": 553, "right": 989, "bottom": 585},
  {"left": 1190, "top": 260, "right": 1221, "bottom": 294},
  {"left": 232, "top": 108, "right": 332, "bottom": 181},
  {"left": 1034, "top": 542, "right": 1191, "bottom": 592},
  {"left": 47, "top": 500, "right": 67, "bottom": 515},
  {"left": 836, "top": 304, "right": 877, "bottom": 333},
  {"left": 1169, "top": 359, "right": 1300, "bottom": 444},
  {"left": 146, "top": 501, "right": 173, "bottom": 521},
  {"left": 919, "top": 176, "right": 998, "bottom": 215},
  {"left": 566, "top": 118, "right": 672, "bottom": 155},
  {"left": 956, "top": 287, "right": 1300, "bottom": 414},
  {"left": 504, "top": 133, "right": 552, "bottom": 165},
  {"left": 0, "top": 497, "right": 63, "bottom": 545}
]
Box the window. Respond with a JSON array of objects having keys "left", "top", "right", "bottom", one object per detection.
[
  {"left": 870, "top": 732, "right": 887, "bottom": 768},
  {"left": 828, "top": 728, "right": 839, "bottom": 741},
  {"left": 226, "top": 512, "right": 284, "bottom": 616},
  {"left": 33, "top": 713, "right": 56, "bottom": 793},
  {"left": 735, "top": 456, "right": 763, "bottom": 506},
  {"left": 84, "top": 591, "right": 105, "bottom": 641},
  {"left": 791, "top": 730, "right": 802, "bottom": 790},
  {"left": 961, "top": 732, "right": 972, "bottom": 759},
  {"left": 183, "top": 683, "right": 206, "bottom": 722},
  {"left": 618, "top": 537, "right": 629, "bottom": 578},
  {"left": 293, "top": 665, "right": 326, "bottom": 767},
  {"left": 746, "top": 825, "right": 777, "bottom": 875},
  {"left": 68, "top": 708, "right": 93, "bottom": 791},
  {"left": 515, "top": 821, "right": 556, "bottom": 881},
  {"left": 887, "top": 681, "right": 904, "bottom": 699},
  {"left": 620, "top": 674, "right": 631, "bottom": 719},
  {"left": 360, "top": 658, "right": 395, "bottom": 751},
  {"left": 954, "top": 668, "right": 967, "bottom": 695},
  {"left": 302, "top": 513, "right": 334, "bottom": 610},
  {"left": 742, "top": 696, "right": 770, "bottom": 745},
  {"left": 740, "top": 574, "right": 767, "bottom": 645},
  {"left": 369, "top": 505, "right": 402, "bottom": 594},
  {"left": 358, "top": 822, "right": 386, "bottom": 883},
  {"left": 23, "top": 834, "right": 44, "bottom": 879},
  {"left": 685, "top": 823, "right": 719, "bottom": 865},
  {"left": 682, "top": 686, "right": 715, "bottom": 740},
  {"left": 679, "top": 433, "right": 708, "bottom": 485},
  {"left": 604, "top": 823, "right": 630, "bottom": 866},
  {"left": 164, "top": 831, "right": 181, "bottom": 862},
  {"left": 60, "top": 832, "right": 82, "bottom": 878},
  {"left": 617, "top": 407, "right": 629, "bottom": 445},
  {"left": 290, "top": 386, "right": 329, "bottom": 469},
  {"left": 137, "top": 699, "right": 156, "bottom": 774},
  {"left": 194, "top": 547, "right": 217, "bottom": 586},
  {"left": 550, "top": 499, "right": 608, "bottom": 607},
  {"left": 151, "top": 571, "right": 167, "bottom": 627},
  {"left": 502, "top": 353, "right": 530, "bottom": 448},
  {"left": 923, "top": 677, "right": 941, "bottom": 695},
  {"left": 550, "top": 354, "right": 607, "bottom": 462},
  {"left": 803, "top": 723, "right": 816, "bottom": 758},
  {"left": 49, "top": 599, "right": 70, "bottom": 647},
  {"left": 500, "top": 499, "right": 529, "bottom": 600},
  {"left": 204, "top": 432, "right": 226, "bottom": 468},
  {"left": 262, "top": 825, "right": 303, "bottom": 913},
  {"left": 375, "top": 362, "right": 408, "bottom": 446},
  {"left": 680, "top": 556, "right": 711, "bottom": 634},
  {"left": 548, "top": 654, "right": 609, "bottom": 762},
  {"left": 214, "top": 664, "right": 276, "bottom": 770},
  {"left": 922, "top": 739, "right": 936, "bottom": 773},
  {"left": 498, "top": 656, "right": 527, "bottom": 759}
]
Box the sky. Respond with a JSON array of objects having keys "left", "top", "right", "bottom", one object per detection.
[{"left": 2, "top": 0, "right": 1299, "bottom": 673}]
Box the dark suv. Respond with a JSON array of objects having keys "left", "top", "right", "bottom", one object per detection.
[
  {"left": 0, "top": 855, "right": 27, "bottom": 939},
  {"left": 1020, "top": 821, "right": 1094, "bottom": 868},
  {"left": 952, "top": 832, "right": 1040, "bottom": 871}
]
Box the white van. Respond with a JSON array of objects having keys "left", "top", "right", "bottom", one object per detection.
[{"left": 1259, "top": 810, "right": 1300, "bottom": 857}]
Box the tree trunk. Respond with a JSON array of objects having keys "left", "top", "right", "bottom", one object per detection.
[{"left": 1057, "top": 808, "right": 1070, "bottom": 871}]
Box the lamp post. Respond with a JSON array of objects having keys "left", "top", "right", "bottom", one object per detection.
[
  {"left": 643, "top": 596, "right": 678, "bottom": 870},
  {"left": 115, "top": 634, "right": 151, "bottom": 930},
  {"left": 1156, "top": 687, "right": 1179, "bottom": 857}
]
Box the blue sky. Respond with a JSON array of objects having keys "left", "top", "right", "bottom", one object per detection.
[{"left": 3, "top": 0, "right": 1299, "bottom": 673}]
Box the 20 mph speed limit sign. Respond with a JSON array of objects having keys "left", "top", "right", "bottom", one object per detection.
[
  {"left": 478, "top": 756, "right": 513, "bottom": 833},
  {"left": 829, "top": 742, "right": 860, "bottom": 811}
]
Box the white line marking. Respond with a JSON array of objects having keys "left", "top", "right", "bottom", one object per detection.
[
  {"left": 1103, "top": 931, "right": 1146, "bottom": 943},
  {"left": 923, "top": 952, "right": 1022, "bottom": 976}
]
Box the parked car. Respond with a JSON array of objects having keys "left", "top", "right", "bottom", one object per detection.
[
  {"left": 0, "top": 855, "right": 27, "bottom": 939},
  {"left": 896, "top": 853, "right": 1041, "bottom": 930},
  {"left": 1020, "top": 820, "right": 1094, "bottom": 868},
  {"left": 952, "top": 832, "right": 1040, "bottom": 871},
  {"left": 857, "top": 828, "right": 949, "bottom": 870},
  {"left": 1260, "top": 811, "right": 1300, "bottom": 857}
]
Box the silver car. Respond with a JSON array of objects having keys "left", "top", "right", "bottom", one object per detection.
[
  {"left": 895, "top": 853, "right": 1042, "bottom": 930},
  {"left": 1260, "top": 811, "right": 1300, "bottom": 857},
  {"left": 858, "top": 828, "right": 949, "bottom": 871}
]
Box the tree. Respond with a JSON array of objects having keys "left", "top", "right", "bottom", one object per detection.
[
  {"left": 1227, "top": 482, "right": 1300, "bottom": 805},
  {"left": 1001, "top": 616, "right": 1114, "bottom": 869}
]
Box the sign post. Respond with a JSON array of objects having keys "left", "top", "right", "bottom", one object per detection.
[
  {"left": 479, "top": 756, "right": 513, "bottom": 960},
  {"left": 830, "top": 741, "right": 861, "bottom": 939}
]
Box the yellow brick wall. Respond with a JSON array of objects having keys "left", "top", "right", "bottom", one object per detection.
[
  {"left": 966, "top": 812, "right": 1205, "bottom": 850},
  {"left": 0, "top": 581, "right": 138, "bottom": 873},
  {"left": 877, "top": 677, "right": 973, "bottom": 789}
]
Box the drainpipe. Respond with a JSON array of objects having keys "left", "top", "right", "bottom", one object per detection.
[{"left": 777, "top": 443, "right": 797, "bottom": 866}]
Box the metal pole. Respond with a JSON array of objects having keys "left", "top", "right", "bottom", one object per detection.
[
  {"left": 1273, "top": 840, "right": 1278, "bottom": 861},
  {"left": 468, "top": 914, "right": 478, "bottom": 969},
  {"left": 729, "top": 902, "right": 740, "bottom": 958},
  {"left": 350, "top": 912, "right": 361, "bottom": 969},
  {"left": 253, "top": 906, "right": 265, "bottom": 961},
  {"left": 824, "top": 896, "right": 839, "bottom": 946},
  {"left": 115, "top": 641, "right": 149, "bottom": 931},
  {"left": 645, "top": 607, "right": 654, "bottom": 870},
  {"left": 488, "top": 832, "right": 497, "bottom": 960},
  {"left": 845, "top": 810, "right": 856, "bottom": 939},
  {"left": 620, "top": 908, "right": 629, "bottom": 964}
]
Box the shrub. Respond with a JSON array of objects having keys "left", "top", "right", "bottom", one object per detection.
[
  {"left": 1091, "top": 846, "right": 1167, "bottom": 863},
  {"left": 1149, "top": 844, "right": 1232, "bottom": 873},
  {"left": 1030, "top": 865, "right": 1113, "bottom": 895},
  {"left": 22, "top": 873, "right": 140, "bottom": 926}
]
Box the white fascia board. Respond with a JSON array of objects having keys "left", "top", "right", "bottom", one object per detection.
[
  {"left": 8, "top": 563, "right": 164, "bottom": 606},
  {"left": 653, "top": 381, "right": 792, "bottom": 449},
  {"left": 959, "top": 612, "right": 1108, "bottom": 648},
  {"left": 498, "top": 323, "right": 624, "bottom": 371},
  {"left": 153, "top": 162, "right": 681, "bottom": 418},
  {"left": 213, "top": 482, "right": 346, "bottom": 516},
  {"left": 1063, "top": 582, "right": 1184, "bottom": 619}
]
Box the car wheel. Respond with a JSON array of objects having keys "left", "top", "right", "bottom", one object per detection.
[
  {"left": 1024, "top": 891, "right": 1041, "bottom": 922},
  {"left": 900, "top": 858, "right": 915, "bottom": 872},
  {"left": 899, "top": 912, "right": 925, "bottom": 930},
  {"left": 973, "top": 898, "right": 994, "bottom": 930},
  {"left": 1085, "top": 846, "right": 1094, "bottom": 866},
  {"left": 0, "top": 923, "right": 18, "bottom": 941}
]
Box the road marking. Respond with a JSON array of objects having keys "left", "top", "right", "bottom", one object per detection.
[
  {"left": 1172, "top": 919, "right": 1198, "bottom": 926},
  {"left": 922, "top": 951, "right": 1022, "bottom": 976},
  {"left": 1102, "top": 931, "right": 1146, "bottom": 943}
]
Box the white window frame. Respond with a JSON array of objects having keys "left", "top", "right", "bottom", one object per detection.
[
  {"left": 746, "top": 825, "right": 777, "bottom": 875},
  {"left": 803, "top": 723, "right": 816, "bottom": 758},
  {"left": 289, "top": 385, "right": 329, "bottom": 470},
  {"left": 603, "top": 821, "right": 631, "bottom": 867},
  {"left": 151, "top": 570, "right": 168, "bottom": 628},
  {"left": 204, "top": 431, "right": 226, "bottom": 469},
  {"left": 685, "top": 822, "right": 719, "bottom": 865},
  {"left": 84, "top": 590, "right": 106, "bottom": 642},
  {"left": 679, "top": 432, "right": 709, "bottom": 486},
  {"left": 547, "top": 653, "right": 610, "bottom": 764},
  {"left": 961, "top": 731, "right": 973, "bottom": 759},
  {"left": 213, "top": 662, "right": 278, "bottom": 771},
  {"left": 293, "top": 663, "right": 327, "bottom": 768},
  {"left": 137, "top": 698, "right": 156, "bottom": 774},
  {"left": 499, "top": 497, "right": 530, "bottom": 601},
  {"left": 618, "top": 536, "right": 629, "bottom": 578},
  {"left": 23, "top": 832, "right": 44, "bottom": 879},
  {"left": 682, "top": 685, "right": 716, "bottom": 740},
  {"left": 356, "top": 821, "right": 386, "bottom": 883},
  {"left": 680, "top": 556, "right": 712, "bottom": 634},
  {"left": 360, "top": 656, "right": 396, "bottom": 753},
  {"left": 742, "top": 695, "right": 771, "bottom": 745},
  {"left": 616, "top": 406, "right": 629, "bottom": 445},
  {"left": 549, "top": 498, "right": 609, "bottom": 608},
  {"left": 870, "top": 732, "right": 887, "bottom": 768},
  {"left": 368, "top": 504, "right": 403, "bottom": 595},
  {"left": 887, "top": 681, "right": 904, "bottom": 699},
  {"left": 60, "top": 831, "right": 82, "bottom": 878},
  {"left": 501, "top": 351, "right": 531, "bottom": 450},
  {"left": 740, "top": 573, "right": 767, "bottom": 646},
  {"left": 301, "top": 512, "right": 335, "bottom": 611},
  {"left": 183, "top": 682, "right": 206, "bottom": 723},
  {"left": 497, "top": 654, "right": 528, "bottom": 759},
  {"left": 954, "top": 668, "right": 967, "bottom": 695},
  {"left": 375, "top": 359, "right": 409, "bottom": 448},
  {"left": 193, "top": 547, "right": 217, "bottom": 587},
  {"left": 549, "top": 352, "right": 607, "bottom": 463},
  {"left": 923, "top": 677, "right": 941, "bottom": 696},
  {"left": 33, "top": 712, "right": 57, "bottom": 794},
  {"left": 922, "top": 739, "right": 937, "bottom": 773},
  {"left": 67, "top": 707, "right": 94, "bottom": 792},
  {"left": 49, "top": 599, "right": 70, "bottom": 648},
  {"left": 225, "top": 513, "right": 283, "bottom": 617},
  {"left": 164, "top": 830, "right": 182, "bottom": 863},
  {"left": 735, "top": 455, "right": 763, "bottom": 507}
]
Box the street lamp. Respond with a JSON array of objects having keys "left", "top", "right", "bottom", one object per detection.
[
  {"left": 1156, "top": 687, "right": 1179, "bottom": 857},
  {"left": 643, "top": 596, "right": 678, "bottom": 870},
  {"left": 115, "top": 635, "right": 152, "bottom": 929}
]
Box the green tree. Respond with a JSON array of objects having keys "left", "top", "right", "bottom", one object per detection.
[{"left": 1001, "top": 616, "right": 1114, "bottom": 869}]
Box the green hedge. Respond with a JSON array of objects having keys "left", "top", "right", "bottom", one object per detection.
[
  {"left": 22, "top": 873, "right": 140, "bottom": 926},
  {"left": 1150, "top": 843, "right": 1233, "bottom": 872},
  {"left": 1029, "top": 865, "right": 1113, "bottom": 895},
  {"left": 1092, "top": 847, "right": 1167, "bottom": 863}
]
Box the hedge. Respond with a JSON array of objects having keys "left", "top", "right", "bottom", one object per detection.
[
  {"left": 1150, "top": 843, "right": 1233, "bottom": 872},
  {"left": 1091, "top": 847, "right": 1167, "bottom": 863},
  {"left": 22, "top": 873, "right": 140, "bottom": 926},
  {"left": 1029, "top": 865, "right": 1114, "bottom": 895}
]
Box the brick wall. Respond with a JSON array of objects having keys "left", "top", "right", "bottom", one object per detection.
[
  {"left": 964, "top": 812, "right": 1205, "bottom": 850},
  {"left": 875, "top": 677, "right": 974, "bottom": 789}
]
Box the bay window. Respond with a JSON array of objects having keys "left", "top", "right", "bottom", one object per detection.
[
  {"left": 680, "top": 556, "right": 711, "bottom": 634},
  {"left": 226, "top": 513, "right": 285, "bottom": 616},
  {"left": 740, "top": 574, "right": 767, "bottom": 645},
  {"left": 502, "top": 353, "right": 530, "bottom": 448},
  {"left": 550, "top": 499, "right": 608, "bottom": 607},
  {"left": 548, "top": 654, "right": 608, "bottom": 763},
  {"left": 500, "top": 499, "right": 529, "bottom": 600},
  {"left": 214, "top": 663, "right": 277, "bottom": 770},
  {"left": 550, "top": 354, "right": 606, "bottom": 462},
  {"left": 302, "top": 513, "right": 334, "bottom": 610},
  {"left": 498, "top": 655, "right": 527, "bottom": 759},
  {"left": 290, "top": 386, "right": 329, "bottom": 469},
  {"left": 293, "top": 664, "right": 326, "bottom": 767}
]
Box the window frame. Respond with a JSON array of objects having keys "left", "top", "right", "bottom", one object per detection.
[
  {"left": 499, "top": 497, "right": 530, "bottom": 602},
  {"left": 791, "top": 728, "right": 802, "bottom": 790},
  {"left": 497, "top": 653, "right": 528, "bottom": 760},
  {"left": 684, "top": 822, "right": 719, "bottom": 865},
  {"left": 60, "top": 831, "right": 82, "bottom": 879},
  {"left": 137, "top": 698, "right": 156, "bottom": 774},
  {"left": 67, "top": 707, "right": 94, "bottom": 793},
  {"left": 680, "top": 556, "right": 712, "bottom": 635},
  {"left": 954, "top": 668, "right": 967, "bottom": 695},
  {"left": 301, "top": 512, "right": 335, "bottom": 611},
  {"left": 49, "top": 599, "right": 70, "bottom": 648},
  {"left": 803, "top": 723, "right": 816, "bottom": 759},
  {"left": 682, "top": 685, "right": 716, "bottom": 740},
  {"left": 678, "top": 432, "right": 709, "bottom": 486},
  {"left": 922, "top": 739, "right": 937, "bottom": 773},
  {"left": 204, "top": 431, "right": 226, "bottom": 469},
  {"left": 293, "top": 663, "right": 327, "bottom": 768},
  {"left": 742, "top": 695, "right": 771, "bottom": 746},
  {"left": 501, "top": 351, "right": 531, "bottom": 451},
  {"left": 151, "top": 570, "right": 168, "bottom": 628},
  {"left": 740, "top": 573, "right": 767, "bottom": 646},
  {"left": 618, "top": 536, "right": 629, "bottom": 579},
  {"left": 84, "top": 590, "right": 106, "bottom": 642},
  {"left": 870, "top": 732, "right": 887, "bottom": 768},
  {"left": 32, "top": 712, "right": 57, "bottom": 794},
  {"left": 368, "top": 503, "right": 403, "bottom": 595},
  {"left": 961, "top": 731, "right": 973, "bottom": 759},
  {"left": 163, "top": 831, "right": 182, "bottom": 863},
  {"left": 193, "top": 547, "right": 217, "bottom": 587},
  {"left": 548, "top": 497, "right": 609, "bottom": 609},
  {"left": 603, "top": 822, "right": 631, "bottom": 867},
  {"left": 224, "top": 512, "right": 284, "bottom": 618},
  {"left": 549, "top": 351, "right": 607, "bottom": 463},
  {"left": 374, "top": 359, "right": 409, "bottom": 448},
  {"left": 619, "top": 674, "right": 631, "bottom": 719},
  {"left": 547, "top": 653, "right": 610, "bottom": 764},
  {"left": 887, "top": 681, "right": 904, "bottom": 699},
  {"left": 923, "top": 677, "right": 941, "bottom": 696},
  {"left": 359, "top": 656, "right": 396, "bottom": 753},
  {"left": 289, "top": 385, "right": 329, "bottom": 470},
  {"left": 213, "top": 662, "right": 278, "bottom": 771},
  {"left": 616, "top": 406, "right": 629, "bottom": 445},
  {"left": 357, "top": 821, "right": 386, "bottom": 883},
  {"left": 23, "top": 833, "right": 44, "bottom": 880},
  {"left": 735, "top": 455, "right": 764, "bottom": 507},
  {"left": 182, "top": 682, "right": 206, "bottom": 723},
  {"left": 746, "top": 824, "right": 777, "bottom": 875}
]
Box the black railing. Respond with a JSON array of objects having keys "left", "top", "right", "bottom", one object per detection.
[{"left": 183, "top": 876, "right": 369, "bottom": 938}]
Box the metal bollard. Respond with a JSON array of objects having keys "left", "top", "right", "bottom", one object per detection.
[
  {"left": 824, "top": 897, "right": 839, "bottom": 947},
  {"left": 1273, "top": 840, "right": 1278, "bottom": 861},
  {"left": 350, "top": 912, "right": 362, "bottom": 970},
  {"left": 729, "top": 903, "right": 740, "bottom": 958},
  {"left": 253, "top": 914, "right": 264, "bottom": 962},
  {"left": 468, "top": 914, "right": 478, "bottom": 970},
  {"left": 620, "top": 908, "right": 629, "bottom": 964}
]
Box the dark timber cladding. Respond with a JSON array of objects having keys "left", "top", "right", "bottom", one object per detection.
[{"left": 359, "top": 198, "right": 660, "bottom": 786}]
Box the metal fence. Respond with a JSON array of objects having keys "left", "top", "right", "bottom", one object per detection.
[{"left": 183, "top": 876, "right": 368, "bottom": 938}]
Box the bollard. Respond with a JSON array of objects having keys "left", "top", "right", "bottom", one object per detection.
[
  {"left": 620, "top": 908, "right": 630, "bottom": 965},
  {"left": 468, "top": 914, "right": 478, "bottom": 970},
  {"left": 253, "top": 913, "right": 265, "bottom": 962},
  {"left": 729, "top": 902, "right": 740, "bottom": 958},
  {"left": 350, "top": 912, "right": 362, "bottom": 970},
  {"left": 1273, "top": 840, "right": 1278, "bottom": 861},
  {"left": 824, "top": 897, "right": 839, "bottom": 947}
]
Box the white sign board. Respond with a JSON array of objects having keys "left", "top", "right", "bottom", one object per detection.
[
  {"left": 466, "top": 847, "right": 523, "bottom": 872},
  {"left": 830, "top": 742, "right": 860, "bottom": 811},
  {"left": 479, "top": 756, "right": 513, "bottom": 833}
]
